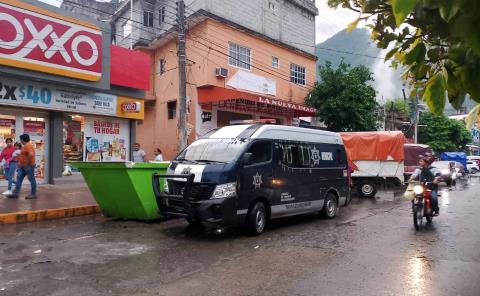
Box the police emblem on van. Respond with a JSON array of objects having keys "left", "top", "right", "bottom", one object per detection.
[
  {"left": 311, "top": 146, "right": 320, "bottom": 165},
  {"left": 253, "top": 172, "right": 263, "bottom": 189},
  {"left": 181, "top": 167, "right": 192, "bottom": 175}
]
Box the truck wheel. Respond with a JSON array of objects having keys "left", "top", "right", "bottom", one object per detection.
[
  {"left": 446, "top": 180, "right": 452, "bottom": 186},
  {"left": 321, "top": 193, "right": 338, "bottom": 219},
  {"left": 358, "top": 182, "right": 377, "bottom": 197},
  {"left": 470, "top": 168, "right": 478, "bottom": 174},
  {"left": 246, "top": 201, "right": 267, "bottom": 235}
]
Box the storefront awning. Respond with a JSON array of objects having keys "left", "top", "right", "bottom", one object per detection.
[{"left": 197, "top": 86, "right": 317, "bottom": 117}]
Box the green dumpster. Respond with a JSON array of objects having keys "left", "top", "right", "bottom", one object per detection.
[{"left": 72, "top": 161, "right": 169, "bottom": 221}]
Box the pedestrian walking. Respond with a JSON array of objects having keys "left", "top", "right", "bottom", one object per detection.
[
  {"left": 0, "top": 138, "right": 16, "bottom": 195},
  {"left": 132, "top": 143, "right": 146, "bottom": 162},
  {"left": 153, "top": 148, "right": 164, "bottom": 161},
  {"left": 7, "top": 134, "right": 37, "bottom": 199}
]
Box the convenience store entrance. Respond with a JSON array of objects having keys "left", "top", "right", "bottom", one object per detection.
[{"left": 0, "top": 108, "right": 48, "bottom": 187}]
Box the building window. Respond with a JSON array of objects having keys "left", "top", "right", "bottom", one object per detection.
[
  {"left": 143, "top": 10, "right": 153, "bottom": 27},
  {"left": 272, "top": 56, "right": 279, "bottom": 69},
  {"left": 159, "top": 59, "right": 166, "bottom": 75},
  {"left": 290, "top": 63, "right": 306, "bottom": 86},
  {"left": 228, "top": 42, "right": 251, "bottom": 70},
  {"left": 122, "top": 20, "right": 132, "bottom": 37},
  {"left": 167, "top": 101, "right": 177, "bottom": 119},
  {"left": 159, "top": 6, "right": 165, "bottom": 25}
]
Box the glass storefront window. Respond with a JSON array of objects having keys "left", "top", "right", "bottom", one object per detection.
[
  {"left": 0, "top": 111, "right": 48, "bottom": 186},
  {"left": 63, "top": 115, "right": 84, "bottom": 165}
]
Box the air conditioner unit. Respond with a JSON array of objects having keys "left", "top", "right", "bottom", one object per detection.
[{"left": 215, "top": 67, "right": 228, "bottom": 78}]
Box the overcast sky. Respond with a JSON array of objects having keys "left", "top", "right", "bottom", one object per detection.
[{"left": 38, "top": 0, "right": 357, "bottom": 44}]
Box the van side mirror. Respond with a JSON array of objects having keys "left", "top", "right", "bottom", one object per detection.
[{"left": 243, "top": 153, "right": 254, "bottom": 166}]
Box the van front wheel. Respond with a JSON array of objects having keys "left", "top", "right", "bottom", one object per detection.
[
  {"left": 321, "top": 193, "right": 338, "bottom": 219},
  {"left": 246, "top": 202, "right": 267, "bottom": 235}
]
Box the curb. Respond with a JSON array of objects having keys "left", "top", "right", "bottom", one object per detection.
[{"left": 0, "top": 205, "right": 100, "bottom": 225}]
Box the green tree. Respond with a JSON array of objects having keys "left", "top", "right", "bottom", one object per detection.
[
  {"left": 384, "top": 98, "right": 411, "bottom": 131},
  {"left": 418, "top": 112, "right": 471, "bottom": 153},
  {"left": 306, "top": 61, "right": 379, "bottom": 132},
  {"left": 328, "top": 0, "right": 480, "bottom": 119}
]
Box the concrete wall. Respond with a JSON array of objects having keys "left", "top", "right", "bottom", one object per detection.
[
  {"left": 136, "top": 19, "right": 316, "bottom": 160},
  {"left": 114, "top": 0, "right": 317, "bottom": 54}
]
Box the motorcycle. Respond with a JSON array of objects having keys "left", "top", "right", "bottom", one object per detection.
[{"left": 411, "top": 182, "right": 434, "bottom": 230}]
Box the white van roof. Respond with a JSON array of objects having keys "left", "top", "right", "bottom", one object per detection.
[{"left": 207, "top": 125, "right": 343, "bottom": 145}]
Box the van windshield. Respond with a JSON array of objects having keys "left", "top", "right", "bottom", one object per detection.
[{"left": 176, "top": 138, "right": 249, "bottom": 164}]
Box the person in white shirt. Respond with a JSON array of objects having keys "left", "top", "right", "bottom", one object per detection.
[
  {"left": 132, "top": 143, "right": 146, "bottom": 162},
  {"left": 154, "top": 148, "right": 164, "bottom": 161}
]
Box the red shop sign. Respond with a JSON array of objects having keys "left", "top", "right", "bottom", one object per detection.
[
  {"left": 23, "top": 120, "right": 45, "bottom": 133},
  {"left": 0, "top": 0, "right": 103, "bottom": 81}
]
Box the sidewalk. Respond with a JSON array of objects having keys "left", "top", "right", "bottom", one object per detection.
[{"left": 0, "top": 173, "right": 99, "bottom": 224}]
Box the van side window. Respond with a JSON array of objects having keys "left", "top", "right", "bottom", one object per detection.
[
  {"left": 247, "top": 141, "right": 272, "bottom": 164},
  {"left": 280, "top": 143, "right": 311, "bottom": 168},
  {"left": 299, "top": 144, "right": 311, "bottom": 167}
]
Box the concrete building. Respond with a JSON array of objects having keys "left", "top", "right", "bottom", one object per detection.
[
  {"left": 113, "top": 0, "right": 317, "bottom": 54},
  {"left": 61, "top": 0, "right": 120, "bottom": 21},
  {"left": 111, "top": 1, "right": 318, "bottom": 160}
]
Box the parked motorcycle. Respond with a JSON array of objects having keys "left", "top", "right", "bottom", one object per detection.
[{"left": 411, "top": 182, "right": 434, "bottom": 230}]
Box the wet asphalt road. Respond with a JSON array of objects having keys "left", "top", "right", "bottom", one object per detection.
[{"left": 1, "top": 177, "right": 480, "bottom": 296}]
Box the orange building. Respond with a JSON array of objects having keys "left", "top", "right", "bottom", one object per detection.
[{"left": 136, "top": 13, "right": 317, "bottom": 160}]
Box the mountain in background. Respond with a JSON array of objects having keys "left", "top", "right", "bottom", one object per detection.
[
  {"left": 316, "top": 28, "right": 380, "bottom": 71},
  {"left": 315, "top": 28, "right": 476, "bottom": 114}
]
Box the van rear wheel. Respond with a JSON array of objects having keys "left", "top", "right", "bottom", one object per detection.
[
  {"left": 246, "top": 201, "right": 267, "bottom": 235},
  {"left": 321, "top": 193, "right": 338, "bottom": 219}
]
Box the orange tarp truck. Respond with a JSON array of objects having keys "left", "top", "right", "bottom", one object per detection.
[{"left": 340, "top": 131, "right": 405, "bottom": 197}]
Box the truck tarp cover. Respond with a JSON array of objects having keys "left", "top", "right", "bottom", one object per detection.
[
  {"left": 440, "top": 152, "right": 467, "bottom": 167},
  {"left": 341, "top": 131, "right": 405, "bottom": 161},
  {"left": 404, "top": 144, "right": 432, "bottom": 167}
]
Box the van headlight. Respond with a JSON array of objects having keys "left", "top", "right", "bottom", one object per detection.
[
  {"left": 441, "top": 169, "right": 450, "bottom": 175},
  {"left": 211, "top": 182, "right": 237, "bottom": 199},
  {"left": 413, "top": 185, "right": 424, "bottom": 195},
  {"left": 163, "top": 179, "right": 169, "bottom": 193}
]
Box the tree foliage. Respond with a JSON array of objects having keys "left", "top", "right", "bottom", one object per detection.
[
  {"left": 328, "top": 0, "right": 480, "bottom": 116},
  {"left": 306, "top": 61, "right": 379, "bottom": 132},
  {"left": 384, "top": 98, "right": 411, "bottom": 118},
  {"left": 418, "top": 112, "right": 471, "bottom": 153}
]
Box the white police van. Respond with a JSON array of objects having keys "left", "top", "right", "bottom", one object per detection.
[{"left": 153, "top": 124, "right": 351, "bottom": 235}]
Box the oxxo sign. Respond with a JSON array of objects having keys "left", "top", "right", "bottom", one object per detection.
[
  {"left": 121, "top": 102, "right": 141, "bottom": 113},
  {"left": 0, "top": 0, "right": 102, "bottom": 81}
]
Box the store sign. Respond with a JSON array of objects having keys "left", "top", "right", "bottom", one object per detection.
[
  {"left": 201, "top": 111, "right": 212, "bottom": 123},
  {"left": 0, "top": 77, "right": 116, "bottom": 116},
  {"left": 258, "top": 97, "right": 316, "bottom": 114},
  {"left": 116, "top": 96, "right": 144, "bottom": 119},
  {"left": 84, "top": 117, "right": 129, "bottom": 162},
  {"left": 24, "top": 120, "right": 45, "bottom": 136},
  {"left": 0, "top": 0, "right": 102, "bottom": 81},
  {"left": 121, "top": 102, "right": 141, "bottom": 113}
]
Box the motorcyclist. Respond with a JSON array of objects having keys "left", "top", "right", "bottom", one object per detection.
[{"left": 409, "top": 154, "right": 441, "bottom": 216}]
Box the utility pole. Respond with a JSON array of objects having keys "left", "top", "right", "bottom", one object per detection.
[
  {"left": 176, "top": 0, "right": 188, "bottom": 152},
  {"left": 414, "top": 95, "right": 419, "bottom": 144},
  {"left": 130, "top": 0, "right": 133, "bottom": 49}
]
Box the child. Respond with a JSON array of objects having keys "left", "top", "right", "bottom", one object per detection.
[{"left": 3, "top": 142, "right": 20, "bottom": 195}]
